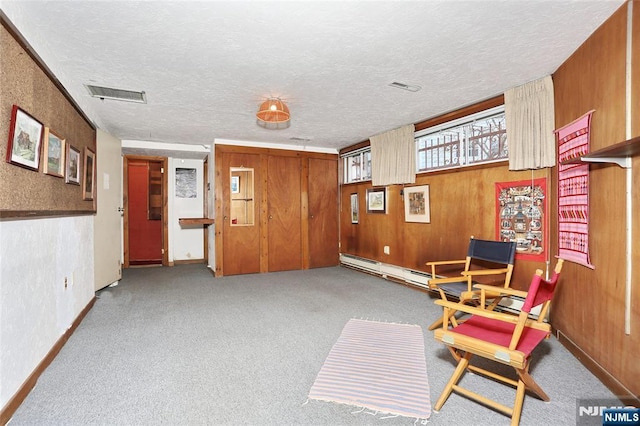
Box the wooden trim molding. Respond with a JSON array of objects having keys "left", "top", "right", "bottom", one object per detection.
[
  {"left": 555, "top": 328, "right": 640, "bottom": 406},
  {"left": 0, "top": 210, "right": 96, "bottom": 220},
  {"left": 0, "top": 296, "right": 96, "bottom": 425},
  {"left": 173, "top": 258, "right": 206, "bottom": 265}
]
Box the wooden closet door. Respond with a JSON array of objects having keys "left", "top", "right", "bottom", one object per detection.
[
  {"left": 267, "top": 155, "right": 302, "bottom": 272},
  {"left": 222, "top": 152, "right": 261, "bottom": 275},
  {"left": 308, "top": 157, "right": 339, "bottom": 268}
]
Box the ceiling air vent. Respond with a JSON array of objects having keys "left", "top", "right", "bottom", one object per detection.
[
  {"left": 85, "top": 84, "right": 147, "bottom": 103},
  {"left": 388, "top": 81, "right": 421, "bottom": 92}
]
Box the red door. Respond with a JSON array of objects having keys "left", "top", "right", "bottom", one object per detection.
[{"left": 128, "top": 159, "right": 163, "bottom": 265}]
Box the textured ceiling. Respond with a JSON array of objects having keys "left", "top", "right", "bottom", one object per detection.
[{"left": 1, "top": 1, "right": 625, "bottom": 153}]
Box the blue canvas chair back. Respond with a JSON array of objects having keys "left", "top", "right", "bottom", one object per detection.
[{"left": 467, "top": 238, "right": 516, "bottom": 265}]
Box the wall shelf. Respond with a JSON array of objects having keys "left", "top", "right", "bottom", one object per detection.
[
  {"left": 561, "top": 136, "right": 640, "bottom": 168},
  {"left": 179, "top": 217, "right": 214, "bottom": 226}
]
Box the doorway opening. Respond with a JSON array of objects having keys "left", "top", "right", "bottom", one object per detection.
[{"left": 123, "top": 155, "right": 169, "bottom": 267}]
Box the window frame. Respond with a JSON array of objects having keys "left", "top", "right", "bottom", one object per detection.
[{"left": 415, "top": 105, "right": 507, "bottom": 173}]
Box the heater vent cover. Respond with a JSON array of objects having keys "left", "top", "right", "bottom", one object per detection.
[{"left": 85, "top": 84, "right": 147, "bottom": 103}]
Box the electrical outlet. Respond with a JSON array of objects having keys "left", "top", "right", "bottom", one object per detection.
[
  {"left": 64, "top": 277, "right": 68, "bottom": 289},
  {"left": 383, "top": 245, "right": 390, "bottom": 255}
]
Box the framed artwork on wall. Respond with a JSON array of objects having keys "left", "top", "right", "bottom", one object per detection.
[
  {"left": 350, "top": 193, "right": 359, "bottom": 224},
  {"left": 43, "top": 127, "right": 65, "bottom": 178},
  {"left": 495, "top": 178, "right": 547, "bottom": 261},
  {"left": 366, "top": 187, "right": 386, "bottom": 214},
  {"left": 82, "top": 147, "right": 95, "bottom": 200},
  {"left": 403, "top": 185, "right": 430, "bottom": 223},
  {"left": 65, "top": 144, "right": 81, "bottom": 185},
  {"left": 6, "top": 105, "right": 43, "bottom": 171}
]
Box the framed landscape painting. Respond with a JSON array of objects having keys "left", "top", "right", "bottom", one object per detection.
[
  {"left": 6, "top": 105, "right": 43, "bottom": 171},
  {"left": 82, "top": 147, "right": 95, "bottom": 200},
  {"left": 350, "top": 193, "right": 359, "bottom": 224},
  {"left": 366, "top": 187, "right": 386, "bottom": 214},
  {"left": 43, "top": 127, "right": 65, "bottom": 177},
  {"left": 66, "top": 144, "right": 81, "bottom": 185}
]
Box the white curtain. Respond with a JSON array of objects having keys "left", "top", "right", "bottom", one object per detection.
[
  {"left": 505, "top": 75, "right": 556, "bottom": 170},
  {"left": 370, "top": 124, "right": 416, "bottom": 186}
]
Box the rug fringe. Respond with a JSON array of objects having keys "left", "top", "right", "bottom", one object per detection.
[
  {"left": 353, "top": 316, "right": 419, "bottom": 326},
  {"left": 305, "top": 398, "right": 431, "bottom": 423}
]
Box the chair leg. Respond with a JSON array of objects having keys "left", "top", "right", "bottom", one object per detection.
[
  {"left": 511, "top": 379, "right": 527, "bottom": 426},
  {"left": 434, "top": 352, "right": 472, "bottom": 411},
  {"left": 516, "top": 369, "right": 550, "bottom": 401},
  {"left": 428, "top": 316, "right": 444, "bottom": 330}
]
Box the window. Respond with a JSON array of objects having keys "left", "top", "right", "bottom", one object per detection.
[
  {"left": 415, "top": 105, "right": 507, "bottom": 172},
  {"left": 342, "top": 148, "right": 371, "bottom": 184},
  {"left": 341, "top": 105, "right": 507, "bottom": 183}
]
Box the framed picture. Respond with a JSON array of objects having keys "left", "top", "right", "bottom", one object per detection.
[
  {"left": 366, "top": 187, "right": 386, "bottom": 214},
  {"left": 495, "top": 178, "right": 547, "bottom": 261},
  {"left": 350, "top": 193, "right": 359, "bottom": 224},
  {"left": 5, "top": 105, "right": 44, "bottom": 171},
  {"left": 65, "top": 144, "right": 81, "bottom": 185},
  {"left": 404, "top": 185, "right": 430, "bottom": 223},
  {"left": 231, "top": 175, "right": 240, "bottom": 194},
  {"left": 42, "top": 127, "right": 66, "bottom": 177},
  {"left": 82, "top": 147, "right": 95, "bottom": 200}
]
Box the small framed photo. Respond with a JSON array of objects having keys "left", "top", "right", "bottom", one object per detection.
[
  {"left": 66, "top": 144, "right": 81, "bottom": 185},
  {"left": 82, "top": 147, "right": 95, "bottom": 200},
  {"left": 5, "top": 105, "right": 44, "bottom": 171},
  {"left": 231, "top": 175, "right": 240, "bottom": 194},
  {"left": 404, "top": 184, "right": 430, "bottom": 223},
  {"left": 350, "top": 193, "right": 359, "bottom": 224},
  {"left": 366, "top": 187, "right": 386, "bottom": 214},
  {"left": 43, "top": 127, "right": 66, "bottom": 177}
]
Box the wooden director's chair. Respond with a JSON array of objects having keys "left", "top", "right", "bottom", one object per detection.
[
  {"left": 427, "top": 237, "right": 517, "bottom": 330},
  {"left": 432, "top": 259, "right": 564, "bottom": 426}
]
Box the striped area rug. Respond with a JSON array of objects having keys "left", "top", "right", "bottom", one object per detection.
[{"left": 308, "top": 318, "right": 431, "bottom": 420}]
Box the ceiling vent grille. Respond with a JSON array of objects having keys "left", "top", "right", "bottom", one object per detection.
[
  {"left": 388, "top": 81, "right": 421, "bottom": 92},
  {"left": 85, "top": 84, "right": 147, "bottom": 103}
]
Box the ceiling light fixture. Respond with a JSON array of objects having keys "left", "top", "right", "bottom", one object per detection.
[{"left": 256, "top": 98, "right": 290, "bottom": 129}]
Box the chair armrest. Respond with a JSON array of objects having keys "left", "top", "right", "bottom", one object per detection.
[
  {"left": 426, "top": 259, "right": 467, "bottom": 267},
  {"left": 434, "top": 299, "right": 520, "bottom": 324},
  {"left": 473, "top": 284, "right": 528, "bottom": 299},
  {"left": 428, "top": 275, "right": 472, "bottom": 291},
  {"left": 461, "top": 268, "right": 509, "bottom": 277},
  {"left": 434, "top": 299, "right": 551, "bottom": 332}
]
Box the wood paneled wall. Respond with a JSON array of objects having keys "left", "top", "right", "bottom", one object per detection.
[
  {"left": 341, "top": 93, "right": 552, "bottom": 291},
  {"left": 215, "top": 145, "right": 338, "bottom": 276},
  {"left": 552, "top": 1, "right": 639, "bottom": 401},
  {"left": 341, "top": 164, "right": 549, "bottom": 290}
]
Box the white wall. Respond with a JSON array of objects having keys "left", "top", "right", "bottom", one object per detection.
[
  {"left": 0, "top": 216, "right": 94, "bottom": 408},
  {"left": 169, "top": 158, "right": 205, "bottom": 261}
]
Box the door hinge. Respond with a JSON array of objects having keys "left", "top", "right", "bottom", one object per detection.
[
  {"left": 161, "top": 167, "right": 164, "bottom": 173},
  {"left": 161, "top": 249, "right": 165, "bottom": 254}
]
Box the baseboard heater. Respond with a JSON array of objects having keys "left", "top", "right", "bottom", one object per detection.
[
  {"left": 339, "top": 254, "right": 431, "bottom": 289},
  {"left": 339, "top": 253, "right": 541, "bottom": 319}
]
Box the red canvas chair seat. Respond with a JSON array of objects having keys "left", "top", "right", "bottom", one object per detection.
[
  {"left": 453, "top": 316, "right": 548, "bottom": 358},
  {"left": 432, "top": 259, "right": 564, "bottom": 426}
]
